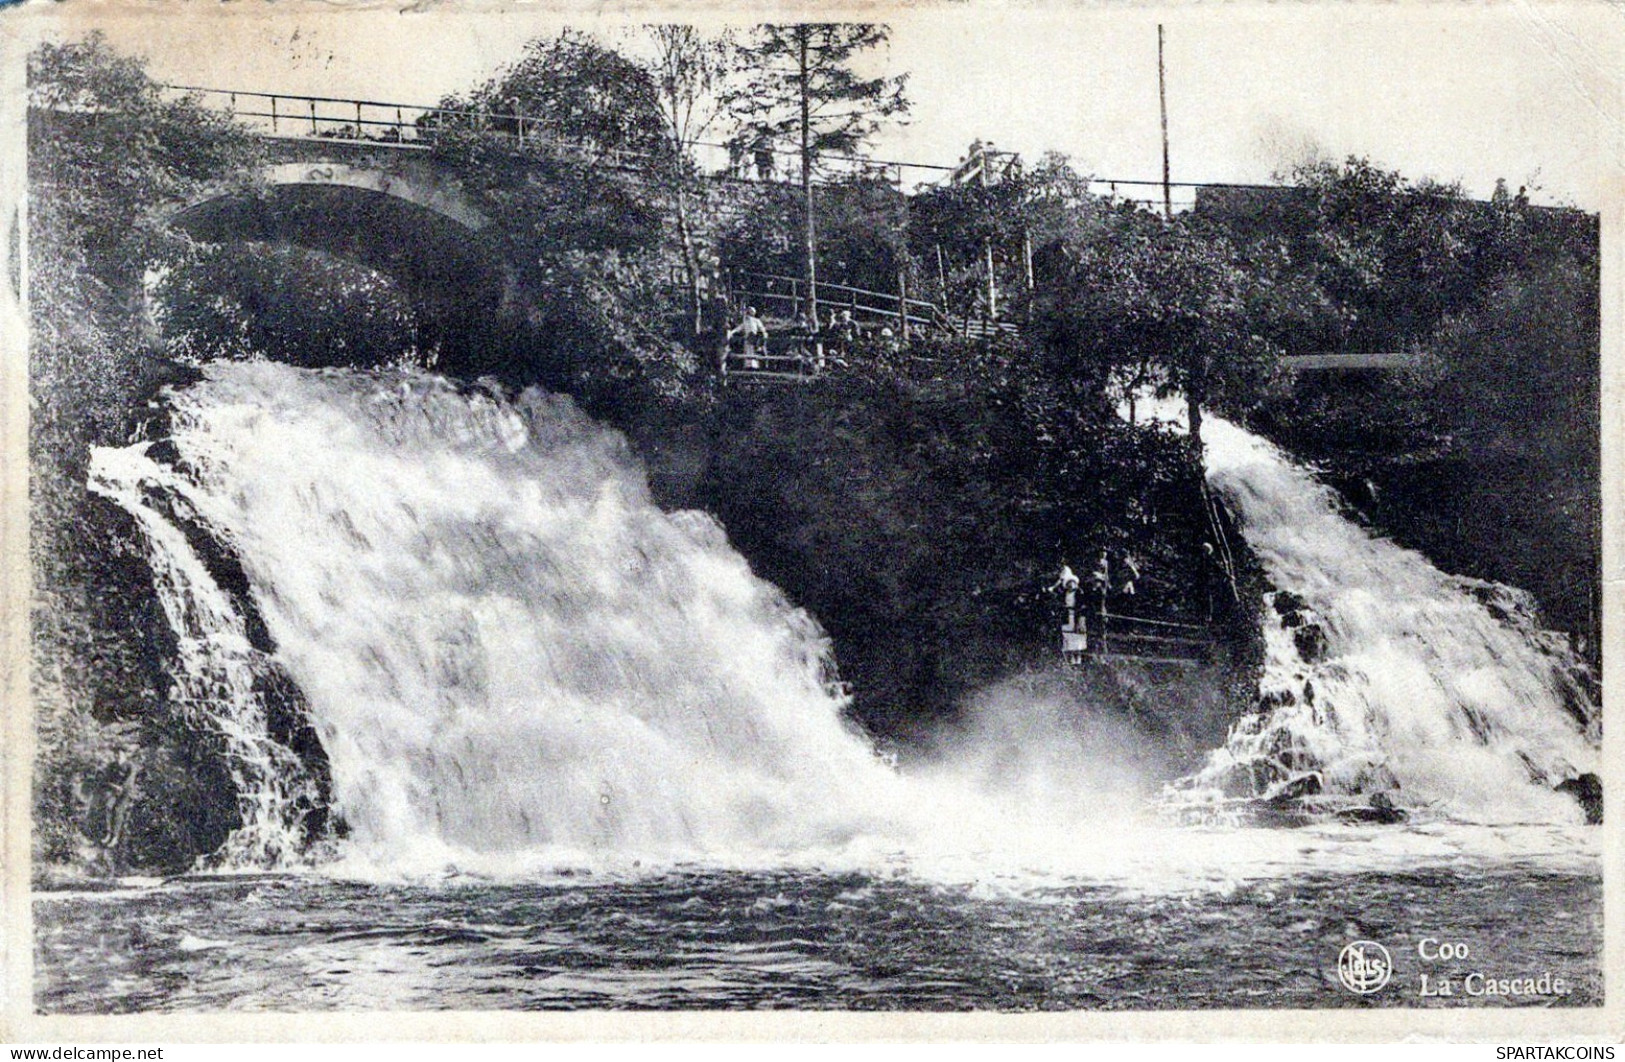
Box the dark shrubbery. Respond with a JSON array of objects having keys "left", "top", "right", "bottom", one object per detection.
[{"left": 690, "top": 345, "right": 1218, "bottom": 739}]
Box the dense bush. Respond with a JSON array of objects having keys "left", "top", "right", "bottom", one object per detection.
[
  {"left": 691, "top": 349, "right": 1218, "bottom": 738},
  {"left": 29, "top": 35, "right": 268, "bottom": 875}
]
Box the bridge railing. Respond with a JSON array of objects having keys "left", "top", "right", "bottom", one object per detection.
[
  {"left": 168, "top": 85, "right": 447, "bottom": 145},
  {"left": 163, "top": 85, "right": 652, "bottom": 170}
]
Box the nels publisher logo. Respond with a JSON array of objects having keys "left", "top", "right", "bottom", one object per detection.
[{"left": 1338, "top": 940, "right": 1393, "bottom": 994}]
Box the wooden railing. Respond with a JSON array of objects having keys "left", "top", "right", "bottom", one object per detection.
[
  {"left": 726, "top": 270, "right": 941, "bottom": 332},
  {"left": 719, "top": 268, "right": 1022, "bottom": 342},
  {"left": 1092, "top": 611, "right": 1214, "bottom": 667},
  {"left": 720, "top": 331, "right": 826, "bottom": 383}
]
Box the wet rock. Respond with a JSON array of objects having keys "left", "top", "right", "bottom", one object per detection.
[
  {"left": 1293, "top": 623, "right": 1327, "bottom": 663},
  {"left": 1271, "top": 590, "right": 1308, "bottom": 617},
  {"left": 1257, "top": 687, "right": 1296, "bottom": 710},
  {"left": 1266, "top": 772, "right": 1322, "bottom": 804},
  {"left": 1556, "top": 773, "right": 1603, "bottom": 824},
  {"left": 1336, "top": 791, "right": 1407, "bottom": 825}
]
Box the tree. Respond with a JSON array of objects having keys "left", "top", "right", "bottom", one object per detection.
[
  {"left": 725, "top": 24, "right": 909, "bottom": 322},
  {"left": 429, "top": 33, "right": 697, "bottom": 401},
  {"left": 1036, "top": 208, "right": 1288, "bottom": 454},
  {"left": 1199, "top": 156, "right": 1528, "bottom": 357},
  {"left": 907, "top": 152, "right": 1110, "bottom": 333},
  {"left": 640, "top": 25, "right": 735, "bottom": 333},
  {"left": 441, "top": 30, "right": 671, "bottom": 162},
  {"left": 29, "top": 34, "right": 268, "bottom": 871}
]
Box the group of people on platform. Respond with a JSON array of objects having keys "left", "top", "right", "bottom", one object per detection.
[
  {"left": 706, "top": 287, "right": 903, "bottom": 377},
  {"left": 1051, "top": 550, "right": 1143, "bottom": 634}
]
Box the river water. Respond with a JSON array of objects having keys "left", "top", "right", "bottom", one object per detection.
[
  {"left": 45, "top": 363, "right": 1602, "bottom": 1013},
  {"left": 32, "top": 829, "right": 1603, "bottom": 1012}
]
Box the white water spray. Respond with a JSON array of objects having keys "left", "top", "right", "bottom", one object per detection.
[
  {"left": 87, "top": 448, "right": 318, "bottom": 865},
  {"left": 91, "top": 362, "right": 907, "bottom": 866},
  {"left": 1176, "top": 411, "right": 1598, "bottom": 823},
  {"left": 90, "top": 364, "right": 1599, "bottom": 880}
]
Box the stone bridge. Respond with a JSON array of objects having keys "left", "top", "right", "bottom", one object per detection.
[
  {"left": 170, "top": 132, "right": 514, "bottom": 367},
  {"left": 165, "top": 85, "right": 1418, "bottom": 377}
]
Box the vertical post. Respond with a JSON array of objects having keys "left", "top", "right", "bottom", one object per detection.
[
  {"left": 984, "top": 239, "right": 997, "bottom": 319},
  {"left": 798, "top": 27, "right": 820, "bottom": 326},
  {"left": 310, "top": 98, "right": 318, "bottom": 136},
  {"left": 897, "top": 269, "right": 909, "bottom": 342},
  {"left": 356, "top": 100, "right": 363, "bottom": 139},
  {"left": 269, "top": 95, "right": 278, "bottom": 134},
  {"left": 977, "top": 141, "right": 998, "bottom": 320},
  {"left": 1158, "top": 23, "right": 1173, "bottom": 220}
]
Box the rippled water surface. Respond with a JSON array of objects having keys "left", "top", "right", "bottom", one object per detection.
[{"left": 36, "top": 847, "right": 1601, "bottom": 1012}]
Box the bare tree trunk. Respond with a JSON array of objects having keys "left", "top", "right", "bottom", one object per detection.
[
  {"left": 674, "top": 182, "right": 702, "bottom": 336},
  {"left": 1186, "top": 391, "right": 1204, "bottom": 459},
  {"left": 799, "top": 27, "right": 819, "bottom": 326}
]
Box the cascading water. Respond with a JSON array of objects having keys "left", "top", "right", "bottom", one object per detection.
[
  {"left": 90, "top": 361, "right": 906, "bottom": 868},
  {"left": 1172, "top": 412, "right": 1599, "bottom": 824},
  {"left": 90, "top": 362, "right": 1600, "bottom": 879},
  {"left": 87, "top": 450, "right": 319, "bottom": 866}
]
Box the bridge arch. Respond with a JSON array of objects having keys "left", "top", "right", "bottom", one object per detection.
[
  {"left": 167, "top": 151, "right": 509, "bottom": 369},
  {"left": 253, "top": 161, "right": 489, "bottom": 232}
]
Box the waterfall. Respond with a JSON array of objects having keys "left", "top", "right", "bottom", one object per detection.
[
  {"left": 90, "top": 363, "right": 1598, "bottom": 875},
  {"left": 90, "top": 361, "right": 901, "bottom": 867},
  {"left": 87, "top": 446, "right": 318, "bottom": 866},
  {"left": 1175, "top": 413, "right": 1599, "bottom": 823}
]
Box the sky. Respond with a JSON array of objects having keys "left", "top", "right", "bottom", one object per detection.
[{"left": 29, "top": 1, "right": 1625, "bottom": 211}]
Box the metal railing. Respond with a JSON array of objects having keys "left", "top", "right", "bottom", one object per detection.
[
  {"left": 716, "top": 268, "right": 1022, "bottom": 344},
  {"left": 725, "top": 269, "right": 941, "bottom": 331},
  {"left": 161, "top": 84, "right": 655, "bottom": 170},
  {"left": 1093, "top": 610, "right": 1214, "bottom": 666},
  {"left": 163, "top": 83, "right": 1284, "bottom": 207}
]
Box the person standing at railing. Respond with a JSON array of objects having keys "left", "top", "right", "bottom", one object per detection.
[
  {"left": 492, "top": 95, "right": 521, "bottom": 139},
  {"left": 831, "top": 309, "right": 860, "bottom": 361},
  {"left": 752, "top": 135, "right": 776, "bottom": 182},
  {"left": 792, "top": 312, "right": 825, "bottom": 374},
  {"left": 1089, "top": 551, "right": 1111, "bottom": 644},
  {"left": 1050, "top": 562, "right": 1085, "bottom": 662},
  {"left": 878, "top": 326, "right": 900, "bottom": 357},
  {"left": 1119, "top": 552, "right": 1141, "bottom": 599},
  {"left": 727, "top": 307, "right": 768, "bottom": 371}
]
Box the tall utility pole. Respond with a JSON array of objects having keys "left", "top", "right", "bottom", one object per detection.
[
  {"left": 798, "top": 27, "right": 819, "bottom": 325},
  {"left": 1158, "top": 23, "right": 1172, "bottom": 220}
]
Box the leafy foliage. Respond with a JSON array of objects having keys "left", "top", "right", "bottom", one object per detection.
[
  {"left": 428, "top": 32, "right": 695, "bottom": 405},
  {"left": 154, "top": 243, "right": 421, "bottom": 366},
  {"left": 722, "top": 24, "right": 909, "bottom": 170},
  {"left": 29, "top": 35, "right": 267, "bottom": 874},
  {"left": 1034, "top": 205, "right": 1289, "bottom": 448}
]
